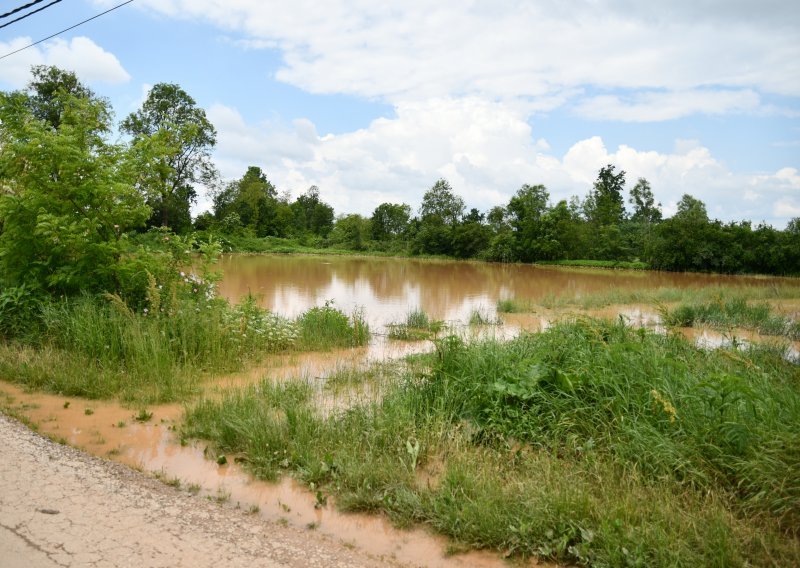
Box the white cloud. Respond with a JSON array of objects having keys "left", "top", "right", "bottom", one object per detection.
[
  {"left": 573, "top": 89, "right": 762, "bottom": 122},
  {"left": 105, "top": 0, "right": 799, "bottom": 119},
  {"left": 204, "top": 99, "right": 799, "bottom": 227},
  {"left": 0, "top": 36, "right": 130, "bottom": 89}
]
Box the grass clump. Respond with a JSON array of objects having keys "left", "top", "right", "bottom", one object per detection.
[
  {"left": 387, "top": 309, "right": 444, "bottom": 340},
  {"left": 468, "top": 308, "right": 501, "bottom": 326},
  {"left": 183, "top": 318, "right": 800, "bottom": 566},
  {"left": 496, "top": 298, "right": 533, "bottom": 313},
  {"left": 296, "top": 301, "right": 369, "bottom": 350}
]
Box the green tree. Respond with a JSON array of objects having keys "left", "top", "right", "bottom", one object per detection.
[
  {"left": 331, "top": 214, "right": 370, "bottom": 250},
  {"left": 122, "top": 83, "right": 217, "bottom": 232},
  {"left": 507, "top": 184, "right": 551, "bottom": 262},
  {"left": 584, "top": 164, "right": 626, "bottom": 227},
  {"left": 419, "top": 179, "right": 465, "bottom": 226},
  {"left": 415, "top": 179, "right": 464, "bottom": 255},
  {"left": 26, "top": 65, "right": 96, "bottom": 129},
  {"left": 0, "top": 91, "right": 149, "bottom": 295},
  {"left": 371, "top": 202, "right": 411, "bottom": 242},
  {"left": 291, "top": 186, "right": 334, "bottom": 238},
  {"left": 628, "top": 177, "right": 662, "bottom": 224}
]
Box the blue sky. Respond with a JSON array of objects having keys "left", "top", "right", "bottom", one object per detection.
[{"left": 1, "top": 0, "right": 798, "bottom": 227}]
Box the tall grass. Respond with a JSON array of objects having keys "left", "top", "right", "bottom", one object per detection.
[
  {"left": 183, "top": 318, "right": 800, "bottom": 565},
  {"left": 296, "top": 301, "right": 370, "bottom": 350}
]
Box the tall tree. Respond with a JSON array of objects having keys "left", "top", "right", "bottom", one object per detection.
[
  {"left": 122, "top": 83, "right": 217, "bottom": 232},
  {"left": 26, "top": 65, "right": 96, "bottom": 129},
  {"left": 371, "top": 202, "right": 411, "bottom": 242},
  {"left": 507, "top": 184, "right": 551, "bottom": 262},
  {"left": 584, "top": 164, "right": 626, "bottom": 226},
  {"left": 628, "top": 177, "right": 662, "bottom": 224},
  {"left": 291, "top": 186, "right": 334, "bottom": 237},
  {"left": 419, "top": 179, "right": 465, "bottom": 226}
]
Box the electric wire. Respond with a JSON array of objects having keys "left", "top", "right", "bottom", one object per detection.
[
  {"left": 0, "top": 0, "right": 134, "bottom": 61},
  {"left": 0, "top": 0, "right": 62, "bottom": 30},
  {"left": 0, "top": 0, "right": 49, "bottom": 20}
]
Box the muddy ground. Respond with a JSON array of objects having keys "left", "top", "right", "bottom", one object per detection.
[{"left": 0, "top": 413, "right": 388, "bottom": 568}]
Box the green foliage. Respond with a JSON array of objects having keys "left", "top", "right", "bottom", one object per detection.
[
  {"left": 183, "top": 319, "right": 800, "bottom": 566},
  {"left": 0, "top": 91, "right": 151, "bottom": 296},
  {"left": 387, "top": 309, "right": 444, "bottom": 340},
  {"left": 664, "top": 298, "right": 800, "bottom": 339},
  {"left": 296, "top": 301, "right": 370, "bottom": 350},
  {"left": 371, "top": 202, "right": 411, "bottom": 241},
  {"left": 122, "top": 83, "right": 217, "bottom": 233}
]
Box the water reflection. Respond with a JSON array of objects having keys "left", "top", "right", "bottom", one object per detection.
[{"left": 217, "top": 255, "right": 792, "bottom": 329}]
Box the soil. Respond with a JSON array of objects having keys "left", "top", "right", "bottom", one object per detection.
[{"left": 0, "top": 413, "right": 388, "bottom": 568}]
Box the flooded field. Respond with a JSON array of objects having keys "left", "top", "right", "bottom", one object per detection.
[
  {"left": 217, "top": 255, "right": 792, "bottom": 327},
  {"left": 4, "top": 255, "right": 799, "bottom": 566}
]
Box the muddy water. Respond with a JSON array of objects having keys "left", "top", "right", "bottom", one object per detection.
[
  {"left": 216, "top": 255, "right": 793, "bottom": 327},
  {"left": 0, "top": 383, "right": 521, "bottom": 568},
  {"left": 5, "top": 257, "right": 798, "bottom": 566}
]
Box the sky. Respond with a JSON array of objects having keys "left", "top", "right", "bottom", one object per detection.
[{"left": 0, "top": 0, "right": 798, "bottom": 227}]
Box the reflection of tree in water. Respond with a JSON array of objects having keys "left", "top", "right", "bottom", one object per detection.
[{"left": 218, "top": 256, "right": 787, "bottom": 324}]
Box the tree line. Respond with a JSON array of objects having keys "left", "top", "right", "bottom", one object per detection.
[
  {"left": 1, "top": 65, "right": 798, "bottom": 298},
  {"left": 207, "top": 164, "right": 800, "bottom": 275}
]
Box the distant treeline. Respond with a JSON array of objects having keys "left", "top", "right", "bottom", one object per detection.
[{"left": 199, "top": 165, "right": 800, "bottom": 275}]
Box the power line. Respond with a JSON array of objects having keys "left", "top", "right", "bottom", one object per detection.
[
  {"left": 0, "top": 0, "right": 62, "bottom": 30},
  {"left": 0, "top": 0, "right": 134, "bottom": 61},
  {"left": 1, "top": 0, "right": 49, "bottom": 20}
]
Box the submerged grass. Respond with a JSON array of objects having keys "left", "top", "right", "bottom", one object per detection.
[
  {"left": 183, "top": 318, "right": 800, "bottom": 566},
  {"left": 387, "top": 309, "right": 445, "bottom": 341},
  {"left": 296, "top": 301, "right": 370, "bottom": 350},
  {"left": 499, "top": 283, "right": 800, "bottom": 312},
  {"left": 663, "top": 298, "right": 800, "bottom": 340}
]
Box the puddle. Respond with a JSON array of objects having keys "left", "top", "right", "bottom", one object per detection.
[{"left": 0, "top": 382, "right": 536, "bottom": 567}]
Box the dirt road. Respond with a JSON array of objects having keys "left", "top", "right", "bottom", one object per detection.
[{"left": 0, "top": 413, "right": 387, "bottom": 568}]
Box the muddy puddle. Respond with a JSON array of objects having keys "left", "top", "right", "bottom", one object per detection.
[{"left": 0, "top": 381, "right": 525, "bottom": 568}]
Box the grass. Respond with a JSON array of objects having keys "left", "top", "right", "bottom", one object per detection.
[
  {"left": 296, "top": 301, "right": 370, "bottom": 350},
  {"left": 0, "top": 294, "right": 368, "bottom": 404},
  {"left": 387, "top": 309, "right": 444, "bottom": 340},
  {"left": 496, "top": 283, "right": 800, "bottom": 312},
  {"left": 537, "top": 259, "right": 650, "bottom": 270},
  {"left": 468, "top": 308, "right": 501, "bottom": 326},
  {"left": 182, "top": 318, "right": 800, "bottom": 566},
  {"left": 663, "top": 298, "right": 800, "bottom": 339}
]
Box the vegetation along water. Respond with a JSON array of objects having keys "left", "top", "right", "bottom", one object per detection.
[{"left": 1, "top": 66, "right": 799, "bottom": 567}]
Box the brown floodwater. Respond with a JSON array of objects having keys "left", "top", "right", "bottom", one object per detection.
[
  {"left": 4, "top": 256, "right": 799, "bottom": 566},
  {"left": 216, "top": 254, "right": 796, "bottom": 328},
  {"left": 0, "top": 383, "right": 535, "bottom": 567}
]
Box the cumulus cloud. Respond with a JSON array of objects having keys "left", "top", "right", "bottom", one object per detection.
[
  {"left": 205, "top": 99, "right": 799, "bottom": 227},
  {"left": 101, "top": 0, "right": 799, "bottom": 118},
  {"left": 0, "top": 36, "right": 130, "bottom": 89}
]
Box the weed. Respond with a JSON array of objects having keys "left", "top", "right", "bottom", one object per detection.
[
  {"left": 387, "top": 309, "right": 444, "bottom": 341},
  {"left": 135, "top": 409, "right": 153, "bottom": 422},
  {"left": 247, "top": 504, "right": 260, "bottom": 514},
  {"left": 186, "top": 483, "right": 201, "bottom": 495},
  {"left": 62, "top": 401, "right": 70, "bottom": 409},
  {"left": 84, "top": 408, "right": 94, "bottom": 416},
  {"left": 468, "top": 308, "right": 501, "bottom": 326}
]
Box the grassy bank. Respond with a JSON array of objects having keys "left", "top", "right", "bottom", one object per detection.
[
  {"left": 537, "top": 259, "right": 650, "bottom": 270},
  {"left": 183, "top": 318, "right": 800, "bottom": 566},
  {"left": 0, "top": 294, "right": 368, "bottom": 404}
]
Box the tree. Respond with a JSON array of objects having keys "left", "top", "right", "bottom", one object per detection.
[
  {"left": 0, "top": 90, "right": 149, "bottom": 295},
  {"left": 507, "top": 184, "right": 551, "bottom": 262},
  {"left": 584, "top": 164, "right": 626, "bottom": 226},
  {"left": 628, "top": 178, "right": 662, "bottom": 224},
  {"left": 291, "top": 186, "right": 334, "bottom": 237},
  {"left": 26, "top": 65, "right": 96, "bottom": 129},
  {"left": 419, "top": 179, "right": 464, "bottom": 226},
  {"left": 371, "top": 202, "right": 411, "bottom": 242},
  {"left": 213, "top": 166, "right": 279, "bottom": 237},
  {"left": 331, "top": 214, "right": 370, "bottom": 250},
  {"left": 122, "top": 83, "right": 217, "bottom": 232}
]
